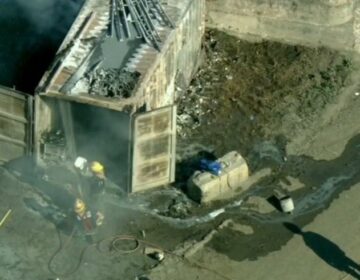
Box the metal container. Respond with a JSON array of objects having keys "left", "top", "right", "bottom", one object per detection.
[{"left": 280, "top": 196, "right": 295, "bottom": 213}]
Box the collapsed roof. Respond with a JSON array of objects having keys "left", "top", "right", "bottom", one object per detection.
[{"left": 37, "top": 0, "right": 177, "bottom": 99}]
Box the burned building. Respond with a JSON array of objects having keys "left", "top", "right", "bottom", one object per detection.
[{"left": 0, "top": 0, "right": 206, "bottom": 192}]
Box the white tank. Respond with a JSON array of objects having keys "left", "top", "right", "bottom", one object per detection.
[
  {"left": 280, "top": 196, "right": 295, "bottom": 213},
  {"left": 187, "top": 151, "right": 249, "bottom": 203}
]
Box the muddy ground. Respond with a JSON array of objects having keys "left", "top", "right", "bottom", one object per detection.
[{"left": 1, "top": 29, "right": 360, "bottom": 280}]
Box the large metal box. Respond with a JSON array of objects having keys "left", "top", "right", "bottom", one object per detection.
[{"left": 187, "top": 151, "right": 249, "bottom": 203}]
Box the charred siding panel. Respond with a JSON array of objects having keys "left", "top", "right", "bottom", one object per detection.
[
  {"left": 132, "top": 106, "right": 176, "bottom": 192},
  {"left": 0, "top": 86, "right": 33, "bottom": 163}
]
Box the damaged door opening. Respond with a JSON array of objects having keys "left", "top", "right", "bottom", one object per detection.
[
  {"left": 36, "top": 97, "right": 132, "bottom": 193},
  {"left": 0, "top": 86, "right": 34, "bottom": 164},
  {"left": 35, "top": 96, "right": 176, "bottom": 193}
]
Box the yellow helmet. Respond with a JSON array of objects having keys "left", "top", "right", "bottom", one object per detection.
[
  {"left": 90, "top": 161, "right": 104, "bottom": 175},
  {"left": 74, "top": 198, "right": 86, "bottom": 215}
]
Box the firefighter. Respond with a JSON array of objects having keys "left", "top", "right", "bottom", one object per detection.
[
  {"left": 75, "top": 159, "right": 124, "bottom": 199},
  {"left": 74, "top": 198, "right": 104, "bottom": 239},
  {"left": 89, "top": 161, "right": 106, "bottom": 195},
  {"left": 90, "top": 161, "right": 106, "bottom": 179}
]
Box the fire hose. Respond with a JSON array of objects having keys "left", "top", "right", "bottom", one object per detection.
[
  {"left": 0, "top": 209, "right": 12, "bottom": 228},
  {"left": 48, "top": 227, "right": 232, "bottom": 280}
]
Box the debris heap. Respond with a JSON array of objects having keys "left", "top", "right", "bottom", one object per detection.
[
  {"left": 177, "top": 30, "right": 352, "bottom": 157},
  {"left": 87, "top": 68, "right": 141, "bottom": 98}
]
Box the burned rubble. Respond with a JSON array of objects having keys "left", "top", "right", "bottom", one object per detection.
[
  {"left": 177, "top": 30, "right": 353, "bottom": 163},
  {"left": 39, "top": 0, "right": 176, "bottom": 100},
  {"left": 87, "top": 68, "right": 141, "bottom": 98},
  {"left": 158, "top": 196, "right": 194, "bottom": 219}
]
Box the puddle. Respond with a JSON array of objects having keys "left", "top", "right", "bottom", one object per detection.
[
  {"left": 106, "top": 197, "right": 243, "bottom": 229},
  {"left": 243, "top": 173, "right": 355, "bottom": 224},
  {"left": 114, "top": 170, "right": 355, "bottom": 228},
  {"left": 108, "top": 134, "right": 360, "bottom": 229}
]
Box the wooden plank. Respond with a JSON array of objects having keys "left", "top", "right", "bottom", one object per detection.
[
  {"left": 26, "top": 95, "right": 34, "bottom": 155},
  {"left": 0, "top": 109, "right": 27, "bottom": 123},
  {"left": 137, "top": 158, "right": 170, "bottom": 184},
  {"left": 131, "top": 105, "right": 176, "bottom": 192},
  {"left": 0, "top": 85, "right": 27, "bottom": 100},
  {"left": 0, "top": 94, "right": 25, "bottom": 116},
  {"left": 0, "top": 85, "right": 31, "bottom": 163},
  {"left": 0, "top": 116, "right": 26, "bottom": 140},
  {"left": 0, "top": 133, "right": 26, "bottom": 147},
  {"left": 0, "top": 142, "right": 26, "bottom": 161},
  {"left": 53, "top": 69, "right": 73, "bottom": 87},
  {"left": 42, "top": 91, "right": 137, "bottom": 112}
]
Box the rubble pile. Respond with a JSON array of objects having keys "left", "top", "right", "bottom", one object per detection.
[
  {"left": 176, "top": 30, "right": 352, "bottom": 158},
  {"left": 87, "top": 68, "right": 141, "bottom": 98},
  {"left": 176, "top": 86, "right": 203, "bottom": 138},
  {"left": 177, "top": 51, "right": 221, "bottom": 137},
  {"left": 165, "top": 197, "right": 193, "bottom": 218},
  {"left": 41, "top": 130, "right": 65, "bottom": 145},
  {"left": 176, "top": 31, "right": 244, "bottom": 138}
]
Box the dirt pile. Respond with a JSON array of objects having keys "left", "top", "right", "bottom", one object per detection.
[{"left": 177, "top": 30, "right": 352, "bottom": 167}]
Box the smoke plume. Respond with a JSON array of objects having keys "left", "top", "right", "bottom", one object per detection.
[{"left": 0, "top": 0, "right": 84, "bottom": 93}]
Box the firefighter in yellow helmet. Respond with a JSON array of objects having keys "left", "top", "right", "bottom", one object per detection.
[
  {"left": 90, "top": 161, "right": 105, "bottom": 179},
  {"left": 89, "top": 161, "right": 106, "bottom": 195},
  {"left": 74, "top": 198, "right": 104, "bottom": 239},
  {"left": 87, "top": 160, "right": 124, "bottom": 198}
]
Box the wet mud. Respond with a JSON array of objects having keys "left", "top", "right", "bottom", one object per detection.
[{"left": 208, "top": 133, "right": 360, "bottom": 261}]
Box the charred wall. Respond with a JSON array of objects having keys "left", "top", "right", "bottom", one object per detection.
[{"left": 135, "top": 0, "right": 206, "bottom": 111}]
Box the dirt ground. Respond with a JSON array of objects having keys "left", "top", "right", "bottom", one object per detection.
[
  {"left": 174, "top": 29, "right": 360, "bottom": 262},
  {"left": 1, "top": 29, "right": 360, "bottom": 280},
  {"left": 177, "top": 30, "right": 353, "bottom": 168}
]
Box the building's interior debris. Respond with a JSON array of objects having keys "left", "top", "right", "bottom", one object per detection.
[
  {"left": 87, "top": 68, "right": 141, "bottom": 97},
  {"left": 109, "top": 0, "right": 174, "bottom": 49},
  {"left": 45, "top": 0, "right": 175, "bottom": 98}
]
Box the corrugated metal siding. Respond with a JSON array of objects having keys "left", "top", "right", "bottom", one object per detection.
[
  {"left": 0, "top": 86, "right": 33, "bottom": 163},
  {"left": 131, "top": 105, "right": 176, "bottom": 192}
]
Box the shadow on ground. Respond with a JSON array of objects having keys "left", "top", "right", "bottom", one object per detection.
[
  {"left": 208, "top": 133, "right": 360, "bottom": 262},
  {"left": 284, "top": 222, "right": 360, "bottom": 279}
]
